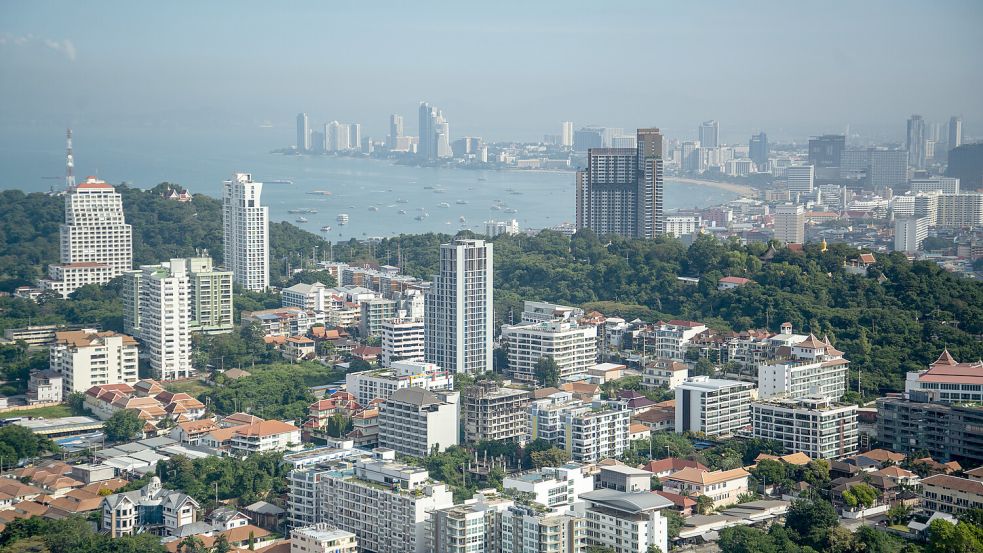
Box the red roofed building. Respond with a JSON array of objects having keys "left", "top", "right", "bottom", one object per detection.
[
  {"left": 641, "top": 458, "right": 709, "bottom": 479},
  {"left": 905, "top": 349, "right": 983, "bottom": 404},
  {"left": 717, "top": 276, "right": 752, "bottom": 291}
]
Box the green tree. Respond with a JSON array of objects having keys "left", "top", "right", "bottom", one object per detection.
[
  {"left": 212, "top": 535, "right": 232, "bottom": 553},
  {"left": 177, "top": 535, "right": 207, "bottom": 553},
  {"left": 926, "top": 519, "right": 983, "bottom": 553},
  {"left": 529, "top": 447, "right": 571, "bottom": 469},
  {"left": 533, "top": 356, "right": 560, "bottom": 388},
  {"left": 717, "top": 526, "right": 778, "bottom": 553},
  {"left": 0, "top": 425, "right": 55, "bottom": 461},
  {"left": 695, "top": 495, "right": 715, "bottom": 515},
  {"left": 664, "top": 509, "right": 683, "bottom": 539},
  {"left": 786, "top": 497, "right": 838, "bottom": 543},
  {"left": 886, "top": 503, "right": 913, "bottom": 525},
  {"left": 103, "top": 409, "right": 144, "bottom": 442}
]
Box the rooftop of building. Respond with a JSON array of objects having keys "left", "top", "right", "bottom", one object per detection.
[
  {"left": 580, "top": 489, "right": 674, "bottom": 513},
  {"left": 55, "top": 329, "right": 137, "bottom": 348},
  {"left": 667, "top": 467, "right": 750, "bottom": 485}
]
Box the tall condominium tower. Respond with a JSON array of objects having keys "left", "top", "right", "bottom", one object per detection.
[
  {"left": 128, "top": 259, "right": 193, "bottom": 381},
  {"left": 808, "top": 134, "right": 846, "bottom": 168},
  {"left": 296, "top": 113, "right": 310, "bottom": 152},
  {"left": 774, "top": 204, "right": 805, "bottom": 244},
  {"left": 325, "top": 121, "right": 350, "bottom": 152},
  {"left": 389, "top": 114, "right": 404, "bottom": 148},
  {"left": 348, "top": 123, "right": 361, "bottom": 152},
  {"left": 948, "top": 116, "right": 962, "bottom": 152},
  {"left": 223, "top": 173, "right": 269, "bottom": 291},
  {"left": 424, "top": 239, "right": 493, "bottom": 374},
  {"left": 561, "top": 121, "right": 574, "bottom": 147},
  {"left": 749, "top": 132, "right": 769, "bottom": 170},
  {"left": 699, "top": 120, "right": 719, "bottom": 149},
  {"left": 575, "top": 128, "right": 664, "bottom": 239},
  {"left": 41, "top": 176, "right": 133, "bottom": 298},
  {"left": 907, "top": 114, "right": 926, "bottom": 170},
  {"left": 418, "top": 102, "right": 452, "bottom": 162}
]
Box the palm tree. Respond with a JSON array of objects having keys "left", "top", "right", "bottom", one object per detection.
[{"left": 177, "top": 535, "right": 206, "bottom": 553}]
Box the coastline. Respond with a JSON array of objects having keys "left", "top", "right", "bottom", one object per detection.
[{"left": 669, "top": 177, "right": 754, "bottom": 196}]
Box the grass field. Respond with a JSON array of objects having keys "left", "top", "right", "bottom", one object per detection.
[
  {"left": 163, "top": 379, "right": 212, "bottom": 397},
  {"left": 0, "top": 404, "right": 73, "bottom": 419}
]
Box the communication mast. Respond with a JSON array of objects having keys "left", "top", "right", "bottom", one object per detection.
[{"left": 65, "top": 128, "right": 76, "bottom": 190}]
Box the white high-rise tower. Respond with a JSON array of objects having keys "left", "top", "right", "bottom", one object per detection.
[
  {"left": 223, "top": 173, "right": 269, "bottom": 291},
  {"left": 41, "top": 172, "right": 133, "bottom": 297},
  {"left": 137, "top": 259, "right": 193, "bottom": 381},
  {"left": 424, "top": 239, "right": 493, "bottom": 374}
]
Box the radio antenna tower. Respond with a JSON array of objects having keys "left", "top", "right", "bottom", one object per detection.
[{"left": 65, "top": 128, "right": 76, "bottom": 190}]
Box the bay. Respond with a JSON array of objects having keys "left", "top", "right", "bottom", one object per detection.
[{"left": 0, "top": 124, "right": 739, "bottom": 241}]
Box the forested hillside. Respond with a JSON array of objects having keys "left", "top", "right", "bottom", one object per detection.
[{"left": 334, "top": 230, "right": 983, "bottom": 396}]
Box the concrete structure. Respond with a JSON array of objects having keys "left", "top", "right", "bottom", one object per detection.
[
  {"left": 665, "top": 215, "right": 700, "bottom": 237},
  {"left": 381, "top": 318, "right": 425, "bottom": 367},
  {"left": 750, "top": 396, "right": 859, "bottom": 459},
  {"left": 503, "top": 463, "right": 593, "bottom": 508},
  {"left": 124, "top": 260, "right": 193, "bottom": 381},
  {"left": 869, "top": 149, "right": 909, "bottom": 188},
  {"left": 318, "top": 449, "right": 455, "bottom": 553},
  {"left": 501, "top": 504, "right": 584, "bottom": 553},
  {"left": 424, "top": 239, "right": 493, "bottom": 375},
  {"left": 346, "top": 360, "right": 454, "bottom": 405},
  {"left": 282, "top": 282, "right": 329, "bottom": 312},
  {"left": 418, "top": 102, "right": 452, "bottom": 162},
  {"left": 501, "top": 320, "right": 598, "bottom": 384},
  {"left": 911, "top": 177, "right": 960, "bottom": 195},
  {"left": 41, "top": 177, "right": 133, "bottom": 297},
  {"left": 596, "top": 464, "right": 652, "bottom": 493},
  {"left": 907, "top": 114, "right": 926, "bottom": 169},
  {"left": 877, "top": 396, "right": 983, "bottom": 465},
  {"left": 905, "top": 350, "right": 983, "bottom": 404},
  {"left": 920, "top": 474, "right": 983, "bottom": 516},
  {"left": 675, "top": 377, "right": 753, "bottom": 438},
  {"left": 291, "top": 523, "right": 357, "bottom": 553},
  {"left": 530, "top": 400, "right": 631, "bottom": 463},
  {"left": 786, "top": 165, "right": 815, "bottom": 193},
  {"left": 774, "top": 204, "right": 805, "bottom": 244},
  {"left": 576, "top": 489, "right": 672, "bottom": 553},
  {"left": 699, "top": 120, "right": 719, "bottom": 149},
  {"left": 27, "top": 370, "right": 63, "bottom": 404},
  {"left": 485, "top": 219, "right": 520, "bottom": 238},
  {"left": 461, "top": 383, "right": 531, "bottom": 443},
  {"left": 936, "top": 193, "right": 983, "bottom": 228},
  {"left": 359, "top": 298, "right": 397, "bottom": 338},
  {"left": 758, "top": 334, "right": 849, "bottom": 401},
  {"left": 201, "top": 419, "right": 302, "bottom": 456},
  {"left": 378, "top": 388, "right": 459, "bottom": 458},
  {"left": 50, "top": 330, "right": 139, "bottom": 394},
  {"left": 124, "top": 257, "right": 231, "bottom": 338},
  {"left": 895, "top": 216, "right": 930, "bottom": 253},
  {"left": 749, "top": 132, "right": 768, "bottom": 170},
  {"left": 296, "top": 113, "right": 310, "bottom": 152},
  {"left": 575, "top": 128, "right": 664, "bottom": 238},
  {"left": 429, "top": 492, "right": 514, "bottom": 553},
  {"left": 662, "top": 467, "right": 750, "bottom": 510},
  {"left": 223, "top": 172, "right": 269, "bottom": 291}
]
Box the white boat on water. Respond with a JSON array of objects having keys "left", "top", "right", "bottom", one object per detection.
[
  {"left": 437, "top": 202, "right": 450, "bottom": 208},
  {"left": 295, "top": 216, "right": 309, "bottom": 223},
  {"left": 337, "top": 213, "right": 349, "bottom": 225},
  {"left": 320, "top": 225, "right": 332, "bottom": 232}
]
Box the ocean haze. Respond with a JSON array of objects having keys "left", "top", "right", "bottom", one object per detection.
[{"left": 1, "top": 1, "right": 981, "bottom": 144}]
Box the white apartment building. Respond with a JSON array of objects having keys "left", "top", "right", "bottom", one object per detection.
[
  {"left": 501, "top": 320, "right": 598, "bottom": 384},
  {"left": 201, "top": 419, "right": 302, "bottom": 456},
  {"left": 288, "top": 466, "right": 332, "bottom": 529},
  {"left": 774, "top": 204, "right": 805, "bottom": 244},
  {"left": 41, "top": 177, "right": 133, "bottom": 297},
  {"left": 642, "top": 320, "right": 707, "bottom": 361},
  {"left": 786, "top": 165, "right": 815, "bottom": 193},
  {"left": 430, "top": 492, "right": 515, "bottom": 553},
  {"left": 675, "top": 377, "right": 753, "bottom": 438},
  {"left": 381, "top": 318, "right": 425, "bottom": 367},
  {"left": 291, "top": 523, "right": 357, "bottom": 553},
  {"left": 758, "top": 334, "right": 849, "bottom": 400},
  {"left": 936, "top": 193, "right": 983, "bottom": 228},
  {"left": 378, "top": 387, "right": 459, "bottom": 458},
  {"left": 503, "top": 463, "right": 594, "bottom": 509},
  {"left": 223, "top": 172, "right": 269, "bottom": 291},
  {"left": 126, "top": 260, "right": 193, "bottom": 381},
  {"left": 665, "top": 215, "right": 700, "bottom": 238},
  {"left": 642, "top": 360, "right": 689, "bottom": 390},
  {"left": 895, "top": 216, "right": 929, "bottom": 253},
  {"left": 530, "top": 400, "right": 631, "bottom": 463},
  {"left": 241, "top": 307, "right": 325, "bottom": 337},
  {"left": 49, "top": 330, "right": 139, "bottom": 393},
  {"left": 318, "top": 449, "right": 455, "bottom": 553},
  {"left": 185, "top": 257, "right": 233, "bottom": 334},
  {"left": 486, "top": 219, "right": 520, "bottom": 238},
  {"left": 424, "top": 239, "right": 493, "bottom": 374},
  {"left": 751, "top": 396, "right": 859, "bottom": 459},
  {"left": 910, "top": 177, "right": 960, "bottom": 195},
  {"left": 462, "top": 383, "right": 531, "bottom": 443},
  {"left": 282, "top": 282, "right": 329, "bottom": 312},
  {"left": 576, "top": 490, "right": 672, "bottom": 553},
  {"left": 905, "top": 349, "right": 983, "bottom": 404},
  {"left": 501, "top": 504, "right": 585, "bottom": 553},
  {"left": 346, "top": 360, "right": 454, "bottom": 405}
]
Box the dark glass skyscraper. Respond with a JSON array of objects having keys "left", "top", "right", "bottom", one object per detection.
[
  {"left": 749, "top": 132, "right": 768, "bottom": 170},
  {"left": 808, "top": 134, "right": 846, "bottom": 168}
]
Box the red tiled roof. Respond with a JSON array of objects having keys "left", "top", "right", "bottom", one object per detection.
[{"left": 642, "top": 458, "right": 708, "bottom": 474}]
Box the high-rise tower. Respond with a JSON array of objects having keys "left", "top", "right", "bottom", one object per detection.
[
  {"left": 296, "top": 113, "right": 310, "bottom": 152},
  {"left": 575, "top": 128, "right": 664, "bottom": 239},
  {"left": 907, "top": 115, "right": 926, "bottom": 169},
  {"left": 223, "top": 173, "right": 269, "bottom": 291},
  {"left": 699, "top": 120, "right": 719, "bottom": 149},
  {"left": 424, "top": 239, "right": 493, "bottom": 374}
]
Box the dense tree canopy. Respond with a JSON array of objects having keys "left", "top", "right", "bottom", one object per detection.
[{"left": 0, "top": 516, "right": 165, "bottom": 553}]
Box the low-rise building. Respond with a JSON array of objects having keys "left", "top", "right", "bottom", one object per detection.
[
  {"left": 503, "top": 463, "right": 594, "bottom": 509},
  {"left": 378, "top": 388, "right": 459, "bottom": 458},
  {"left": 359, "top": 298, "right": 397, "bottom": 338},
  {"left": 282, "top": 282, "right": 329, "bottom": 312},
  {"left": 642, "top": 359, "right": 689, "bottom": 390},
  {"left": 27, "top": 370, "right": 63, "bottom": 404},
  {"left": 291, "top": 523, "right": 358, "bottom": 553},
  {"left": 750, "top": 396, "right": 859, "bottom": 459},
  {"left": 662, "top": 467, "right": 750, "bottom": 509},
  {"left": 201, "top": 419, "right": 302, "bottom": 455},
  {"left": 283, "top": 335, "right": 316, "bottom": 361},
  {"left": 596, "top": 464, "right": 652, "bottom": 493},
  {"left": 346, "top": 360, "right": 454, "bottom": 405},
  {"left": 461, "top": 383, "right": 530, "bottom": 443},
  {"left": 919, "top": 474, "right": 983, "bottom": 516},
  {"left": 49, "top": 330, "right": 139, "bottom": 394},
  {"left": 576, "top": 489, "right": 673, "bottom": 553},
  {"left": 675, "top": 377, "right": 753, "bottom": 438},
  {"left": 101, "top": 477, "right": 199, "bottom": 538}
]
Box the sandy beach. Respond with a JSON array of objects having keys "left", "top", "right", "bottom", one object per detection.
[{"left": 669, "top": 177, "right": 755, "bottom": 197}]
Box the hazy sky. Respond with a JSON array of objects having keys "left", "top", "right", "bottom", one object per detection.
[{"left": 2, "top": 1, "right": 981, "bottom": 144}]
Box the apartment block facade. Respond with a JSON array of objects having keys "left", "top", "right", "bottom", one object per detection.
[{"left": 750, "top": 396, "right": 859, "bottom": 459}]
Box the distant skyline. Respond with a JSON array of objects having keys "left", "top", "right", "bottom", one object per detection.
[{"left": 1, "top": 1, "right": 981, "bottom": 144}]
